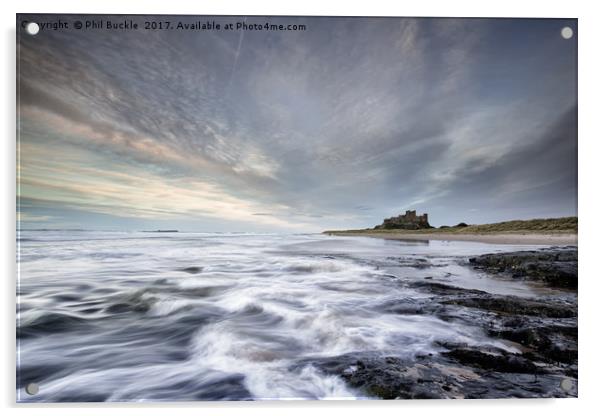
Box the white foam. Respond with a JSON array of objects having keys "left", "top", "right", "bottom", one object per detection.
[{"left": 17, "top": 231, "right": 553, "bottom": 401}]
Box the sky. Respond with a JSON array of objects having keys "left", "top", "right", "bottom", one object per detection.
[{"left": 17, "top": 15, "right": 577, "bottom": 232}]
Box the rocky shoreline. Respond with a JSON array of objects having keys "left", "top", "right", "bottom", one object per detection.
[
  {"left": 468, "top": 247, "right": 577, "bottom": 289},
  {"left": 309, "top": 247, "right": 578, "bottom": 399}
]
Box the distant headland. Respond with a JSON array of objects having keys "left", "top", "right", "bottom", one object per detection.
[{"left": 324, "top": 211, "right": 577, "bottom": 245}]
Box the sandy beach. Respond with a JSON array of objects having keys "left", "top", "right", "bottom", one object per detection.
[{"left": 325, "top": 231, "right": 578, "bottom": 245}]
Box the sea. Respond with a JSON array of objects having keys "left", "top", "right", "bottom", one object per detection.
[{"left": 16, "top": 230, "right": 562, "bottom": 401}]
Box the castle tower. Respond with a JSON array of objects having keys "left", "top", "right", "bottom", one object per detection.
[{"left": 374, "top": 209, "right": 430, "bottom": 230}]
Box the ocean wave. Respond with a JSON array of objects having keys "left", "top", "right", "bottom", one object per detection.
[{"left": 17, "top": 231, "right": 550, "bottom": 401}]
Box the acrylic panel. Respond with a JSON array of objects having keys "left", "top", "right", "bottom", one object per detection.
[{"left": 16, "top": 14, "right": 577, "bottom": 402}]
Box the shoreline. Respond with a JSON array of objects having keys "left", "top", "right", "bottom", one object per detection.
[{"left": 324, "top": 231, "right": 578, "bottom": 245}]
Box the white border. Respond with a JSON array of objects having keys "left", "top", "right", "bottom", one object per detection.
[{"left": 3, "top": 1, "right": 601, "bottom": 415}]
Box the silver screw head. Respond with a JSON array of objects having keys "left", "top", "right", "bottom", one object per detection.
[
  {"left": 25, "top": 22, "right": 40, "bottom": 36},
  {"left": 25, "top": 382, "right": 39, "bottom": 395}
]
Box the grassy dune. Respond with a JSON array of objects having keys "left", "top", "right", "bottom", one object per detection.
[{"left": 324, "top": 217, "right": 577, "bottom": 235}]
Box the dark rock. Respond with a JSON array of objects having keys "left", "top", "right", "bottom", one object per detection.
[
  {"left": 442, "top": 294, "right": 576, "bottom": 318},
  {"left": 409, "top": 281, "right": 488, "bottom": 296},
  {"left": 403, "top": 279, "right": 577, "bottom": 369},
  {"left": 386, "top": 256, "right": 434, "bottom": 269},
  {"left": 491, "top": 324, "right": 578, "bottom": 364},
  {"left": 381, "top": 298, "right": 447, "bottom": 316},
  {"left": 178, "top": 266, "right": 203, "bottom": 274},
  {"left": 337, "top": 248, "right": 579, "bottom": 399},
  {"left": 301, "top": 351, "right": 575, "bottom": 399},
  {"left": 468, "top": 248, "right": 577, "bottom": 289},
  {"left": 442, "top": 348, "right": 540, "bottom": 374}
]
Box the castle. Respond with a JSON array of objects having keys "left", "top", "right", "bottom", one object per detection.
[{"left": 374, "top": 210, "right": 431, "bottom": 230}]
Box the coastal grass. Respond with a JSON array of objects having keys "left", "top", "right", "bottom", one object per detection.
[{"left": 324, "top": 216, "right": 577, "bottom": 235}]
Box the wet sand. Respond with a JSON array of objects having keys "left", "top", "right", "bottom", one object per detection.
[{"left": 325, "top": 231, "right": 577, "bottom": 245}]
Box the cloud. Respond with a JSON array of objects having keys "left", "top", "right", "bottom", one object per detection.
[
  {"left": 17, "top": 16, "right": 577, "bottom": 230},
  {"left": 17, "top": 212, "right": 53, "bottom": 223}
]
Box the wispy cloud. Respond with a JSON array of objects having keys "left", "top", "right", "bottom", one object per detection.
[
  {"left": 17, "top": 16, "right": 577, "bottom": 230},
  {"left": 17, "top": 212, "right": 53, "bottom": 223}
]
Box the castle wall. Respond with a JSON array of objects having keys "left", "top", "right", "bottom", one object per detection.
[{"left": 375, "top": 210, "right": 431, "bottom": 230}]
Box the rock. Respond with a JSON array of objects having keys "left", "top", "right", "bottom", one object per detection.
[
  {"left": 408, "top": 281, "right": 488, "bottom": 296},
  {"left": 403, "top": 279, "right": 578, "bottom": 370},
  {"left": 297, "top": 247, "right": 579, "bottom": 399},
  {"left": 442, "top": 348, "right": 540, "bottom": 374},
  {"left": 442, "top": 294, "right": 576, "bottom": 318},
  {"left": 468, "top": 248, "right": 577, "bottom": 289},
  {"left": 386, "top": 256, "right": 434, "bottom": 269},
  {"left": 491, "top": 324, "right": 578, "bottom": 365},
  {"left": 301, "top": 351, "right": 575, "bottom": 399},
  {"left": 178, "top": 266, "right": 203, "bottom": 274}
]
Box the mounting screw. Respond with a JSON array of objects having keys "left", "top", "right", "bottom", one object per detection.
[{"left": 25, "top": 382, "right": 39, "bottom": 395}]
